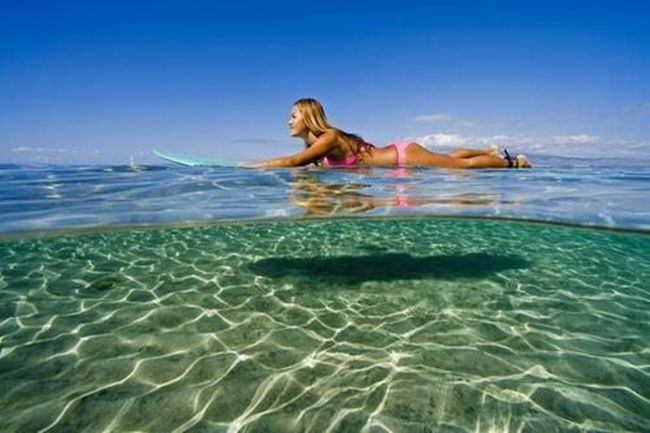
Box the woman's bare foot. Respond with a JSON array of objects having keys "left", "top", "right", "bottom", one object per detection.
[
  {"left": 486, "top": 145, "right": 502, "bottom": 158},
  {"left": 515, "top": 154, "right": 532, "bottom": 168}
]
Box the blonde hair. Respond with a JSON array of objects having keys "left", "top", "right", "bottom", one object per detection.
[{"left": 293, "top": 98, "right": 362, "bottom": 142}]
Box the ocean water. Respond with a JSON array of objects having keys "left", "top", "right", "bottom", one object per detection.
[{"left": 1, "top": 158, "right": 649, "bottom": 432}]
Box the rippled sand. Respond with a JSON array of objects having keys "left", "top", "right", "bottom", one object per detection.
[{"left": 1, "top": 218, "right": 649, "bottom": 432}]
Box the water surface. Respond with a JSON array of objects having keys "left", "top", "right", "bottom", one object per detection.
[{"left": 1, "top": 156, "right": 649, "bottom": 235}]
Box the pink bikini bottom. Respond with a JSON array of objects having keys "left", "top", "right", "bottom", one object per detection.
[{"left": 388, "top": 140, "right": 411, "bottom": 166}]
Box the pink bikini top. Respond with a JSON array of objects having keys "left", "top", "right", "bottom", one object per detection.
[{"left": 322, "top": 141, "right": 374, "bottom": 167}]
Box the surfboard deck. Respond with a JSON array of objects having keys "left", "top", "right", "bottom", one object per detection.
[{"left": 154, "top": 150, "right": 239, "bottom": 167}]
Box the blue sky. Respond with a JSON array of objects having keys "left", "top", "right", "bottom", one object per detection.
[{"left": 1, "top": 0, "right": 649, "bottom": 164}]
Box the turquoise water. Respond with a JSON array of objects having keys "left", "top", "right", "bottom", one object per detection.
[
  {"left": 1, "top": 157, "right": 650, "bottom": 234},
  {"left": 1, "top": 161, "right": 650, "bottom": 432},
  {"left": 1, "top": 218, "right": 649, "bottom": 432}
]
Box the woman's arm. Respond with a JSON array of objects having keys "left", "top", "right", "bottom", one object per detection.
[{"left": 242, "top": 132, "right": 337, "bottom": 168}]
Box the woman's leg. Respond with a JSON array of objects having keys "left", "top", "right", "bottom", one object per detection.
[
  {"left": 447, "top": 145, "right": 501, "bottom": 159},
  {"left": 404, "top": 143, "right": 510, "bottom": 168}
]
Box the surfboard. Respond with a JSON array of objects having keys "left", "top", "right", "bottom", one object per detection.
[{"left": 154, "top": 150, "right": 239, "bottom": 167}]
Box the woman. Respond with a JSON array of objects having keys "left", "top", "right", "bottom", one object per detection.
[{"left": 245, "top": 98, "right": 531, "bottom": 169}]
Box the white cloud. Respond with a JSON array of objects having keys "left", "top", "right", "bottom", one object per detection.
[
  {"left": 11, "top": 146, "right": 79, "bottom": 154},
  {"left": 624, "top": 102, "right": 650, "bottom": 116},
  {"left": 550, "top": 134, "right": 601, "bottom": 145},
  {"left": 418, "top": 133, "right": 470, "bottom": 147},
  {"left": 6, "top": 145, "right": 111, "bottom": 164},
  {"left": 11, "top": 146, "right": 31, "bottom": 153},
  {"left": 642, "top": 103, "right": 650, "bottom": 115},
  {"left": 412, "top": 113, "right": 454, "bottom": 123},
  {"left": 414, "top": 132, "right": 646, "bottom": 157},
  {"left": 411, "top": 113, "right": 476, "bottom": 127},
  {"left": 418, "top": 133, "right": 534, "bottom": 148}
]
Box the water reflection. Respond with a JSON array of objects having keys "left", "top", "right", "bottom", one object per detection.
[
  {"left": 291, "top": 172, "right": 374, "bottom": 216},
  {"left": 290, "top": 170, "right": 501, "bottom": 216}
]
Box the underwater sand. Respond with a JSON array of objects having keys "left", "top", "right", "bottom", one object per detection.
[{"left": 1, "top": 217, "right": 649, "bottom": 432}]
